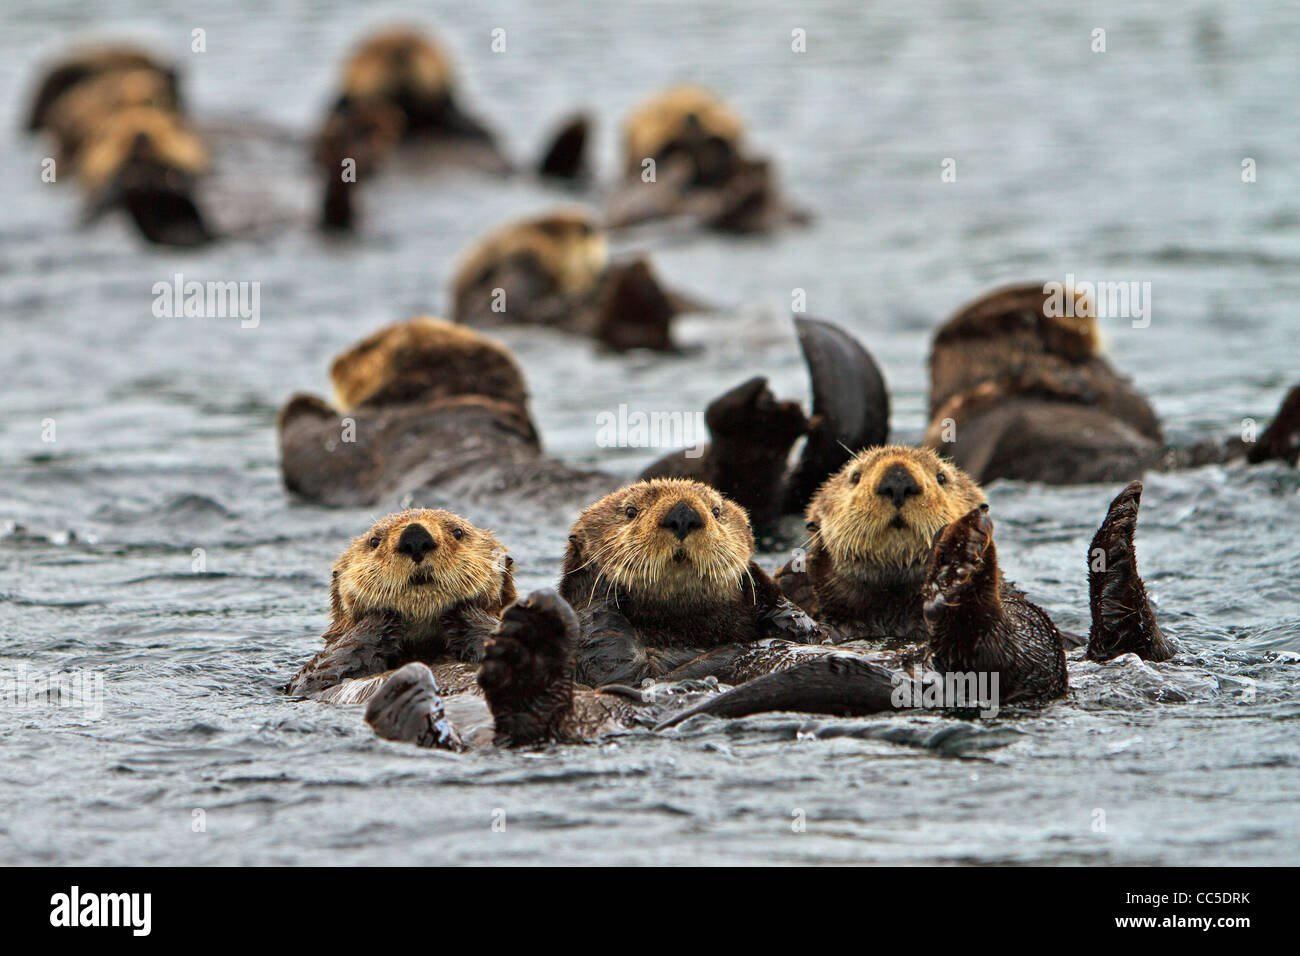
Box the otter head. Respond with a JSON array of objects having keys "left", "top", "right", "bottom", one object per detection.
[
  {"left": 563, "top": 479, "right": 754, "bottom": 605},
  {"left": 452, "top": 210, "right": 609, "bottom": 307},
  {"left": 331, "top": 509, "right": 514, "bottom": 624},
  {"left": 623, "top": 86, "right": 745, "bottom": 186},
  {"left": 808, "top": 446, "right": 985, "bottom": 574},
  {"left": 340, "top": 27, "right": 454, "bottom": 109},
  {"left": 25, "top": 45, "right": 177, "bottom": 133},
  {"left": 329, "top": 317, "right": 529, "bottom": 412}
]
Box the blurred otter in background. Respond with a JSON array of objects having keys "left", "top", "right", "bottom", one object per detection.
[
  {"left": 606, "top": 85, "right": 809, "bottom": 234},
  {"left": 24, "top": 43, "right": 212, "bottom": 246},
  {"left": 450, "top": 209, "right": 708, "bottom": 352},
  {"left": 924, "top": 283, "right": 1300, "bottom": 483},
  {"left": 312, "top": 26, "right": 590, "bottom": 232}
]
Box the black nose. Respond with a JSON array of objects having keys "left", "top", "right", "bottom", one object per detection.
[
  {"left": 875, "top": 464, "right": 922, "bottom": 508},
  {"left": 659, "top": 501, "right": 704, "bottom": 541},
  {"left": 395, "top": 523, "right": 436, "bottom": 562}
]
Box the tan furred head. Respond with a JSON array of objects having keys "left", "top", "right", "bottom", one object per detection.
[
  {"left": 332, "top": 509, "right": 513, "bottom": 622},
  {"left": 567, "top": 478, "right": 755, "bottom": 603},
  {"left": 622, "top": 86, "right": 744, "bottom": 173},
  {"left": 76, "top": 105, "right": 208, "bottom": 190},
  {"left": 47, "top": 68, "right": 179, "bottom": 160},
  {"left": 341, "top": 27, "right": 453, "bottom": 102},
  {"left": 329, "top": 317, "right": 529, "bottom": 412},
  {"left": 452, "top": 210, "right": 609, "bottom": 305},
  {"left": 26, "top": 45, "right": 174, "bottom": 132},
  {"left": 938, "top": 282, "right": 1100, "bottom": 361},
  {"left": 808, "top": 445, "right": 985, "bottom": 572}
]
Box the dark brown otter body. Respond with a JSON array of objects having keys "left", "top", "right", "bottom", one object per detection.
[
  {"left": 607, "top": 86, "right": 809, "bottom": 234},
  {"left": 925, "top": 283, "right": 1300, "bottom": 483},
  {"left": 560, "top": 479, "right": 824, "bottom": 687},
  {"left": 286, "top": 509, "right": 515, "bottom": 702},
  {"left": 365, "top": 589, "right": 648, "bottom": 750},
  {"left": 451, "top": 211, "right": 701, "bottom": 352}
]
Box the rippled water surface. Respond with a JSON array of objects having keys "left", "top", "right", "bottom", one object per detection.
[{"left": 1, "top": 0, "right": 1298, "bottom": 865}]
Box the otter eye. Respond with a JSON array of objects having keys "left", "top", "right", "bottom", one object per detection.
[
  {"left": 849, "top": 471, "right": 861, "bottom": 486},
  {"left": 368, "top": 536, "right": 381, "bottom": 548},
  {"left": 625, "top": 506, "right": 639, "bottom": 519},
  {"left": 452, "top": 527, "right": 464, "bottom": 540},
  {"left": 937, "top": 471, "right": 948, "bottom": 485},
  {"left": 711, "top": 506, "right": 721, "bottom": 519}
]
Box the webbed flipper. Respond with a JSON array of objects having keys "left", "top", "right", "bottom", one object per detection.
[
  {"left": 784, "top": 317, "right": 890, "bottom": 512},
  {"left": 365, "top": 662, "right": 464, "bottom": 751},
  {"left": 655, "top": 654, "right": 899, "bottom": 730},
  {"left": 1086, "top": 480, "right": 1174, "bottom": 662}
]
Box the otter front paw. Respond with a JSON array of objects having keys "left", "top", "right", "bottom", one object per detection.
[
  {"left": 365, "top": 663, "right": 464, "bottom": 751},
  {"left": 922, "top": 504, "right": 993, "bottom": 618}
]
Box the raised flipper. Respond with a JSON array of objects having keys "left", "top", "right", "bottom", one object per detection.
[
  {"left": 1086, "top": 481, "right": 1174, "bottom": 662},
  {"left": 583, "top": 257, "right": 679, "bottom": 352},
  {"left": 641, "top": 375, "right": 808, "bottom": 528},
  {"left": 1247, "top": 384, "right": 1300, "bottom": 466},
  {"left": 655, "top": 654, "right": 899, "bottom": 729},
  {"left": 537, "top": 114, "right": 589, "bottom": 181},
  {"left": 364, "top": 662, "right": 464, "bottom": 750},
  {"left": 478, "top": 588, "right": 584, "bottom": 746},
  {"left": 784, "top": 317, "right": 890, "bottom": 512}
]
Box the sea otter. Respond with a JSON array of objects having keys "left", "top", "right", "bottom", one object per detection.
[
  {"left": 74, "top": 105, "right": 213, "bottom": 246},
  {"left": 24, "top": 44, "right": 210, "bottom": 246},
  {"left": 775, "top": 445, "right": 988, "bottom": 644},
  {"left": 24, "top": 44, "right": 180, "bottom": 134},
  {"left": 449, "top": 209, "right": 705, "bottom": 351},
  {"left": 924, "top": 283, "right": 1300, "bottom": 483},
  {"left": 285, "top": 508, "right": 514, "bottom": 703},
  {"left": 559, "top": 478, "right": 824, "bottom": 687},
  {"left": 606, "top": 85, "right": 809, "bottom": 233},
  {"left": 657, "top": 479, "right": 1164, "bottom": 727},
  {"left": 278, "top": 315, "right": 888, "bottom": 527}
]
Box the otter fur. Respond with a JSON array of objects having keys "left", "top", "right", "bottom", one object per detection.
[
  {"left": 925, "top": 283, "right": 1300, "bottom": 482},
  {"left": 286, "top": 508, "right": 515, "bottom": 703},
  {"left": 608, "top": 85, "right": 808, "bottom": 234},
  {"left": 560, "top": 478, "right": 824, "bottom": 686}
]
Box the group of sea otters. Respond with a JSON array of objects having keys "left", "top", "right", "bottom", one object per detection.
[{"left": 28, "top": 27, "right": 1300, "bottom": 752}]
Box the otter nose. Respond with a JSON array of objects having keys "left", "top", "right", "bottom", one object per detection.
[
  {"left": 875, "top": 464, "right": 922, "bottom": 508},
  {"left": 395, "top": 524, "right": 436, "bottom": 562},
  {"left": 660, "top": 501, "right": 704, "bottom": 541}
]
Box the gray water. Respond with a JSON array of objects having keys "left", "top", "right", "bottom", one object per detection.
[{"left": 1, "top": 0, "right": 1298, "bottom": 865}]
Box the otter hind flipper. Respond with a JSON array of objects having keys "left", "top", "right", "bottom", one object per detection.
[
  {"left": 1247, "top": 384, "right": 1300, "bottom": 466},
  {"left": 365, "top": 663, "right": 465, "bottom": 751},
  {"left": 785, "top": 317, "right": 890, "bottom": 513},
  {"left": 1086, "top": 481, "right": 1175, "bottom": 663},
  {"left": 654, "top": 655, "right": 898, "bottom": 730},
  {"left": 537, "top": 113, "right": 589, "bottom": 181}
]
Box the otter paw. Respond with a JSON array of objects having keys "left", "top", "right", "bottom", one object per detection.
[
  {"left": 364, "top": 663, "right": 463, "bottom": 751},
  {"left": 922, "top": 504, "right": 993, "bottom": 618}
]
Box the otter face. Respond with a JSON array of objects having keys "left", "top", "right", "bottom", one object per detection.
[
  {"left": 570, "top": 479, "right": 754, "bottom": 602},
  {"left": 623, "top": 86, "right": 745, "bottom": 185},
  {"left": 809, "top": 446, "right": 985, "bottom": 572},
  {"left": 333, "top": 509, "right": 512, "bottom": 621},
  {"left": 454, "top": 211, "right": 609, "bottom": 305}
]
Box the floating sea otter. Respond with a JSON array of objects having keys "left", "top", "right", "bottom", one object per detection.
[
  {"left": 285, "top": 508, "right": 514, "bottom": 703},
  {"left": 449, "top": 209, "right": 708, "bottom": 352},
  {"left": 277, "top": 314, "right": 888, "bottom": 528},
  {"left": 606, "top": 85, "right": 809, "bottom": 233},
  {"left": 924, "top": 283, "right": 1300, "bottom": 484},
  {"left": 313, "top": 26, "right": 590, "bottom": 231},
  {"left": 24, "top": 44, "right": 212, "bottom": 246},
  {"left": 656, "top": 479, "right": 1167, "bottom": 728}
]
